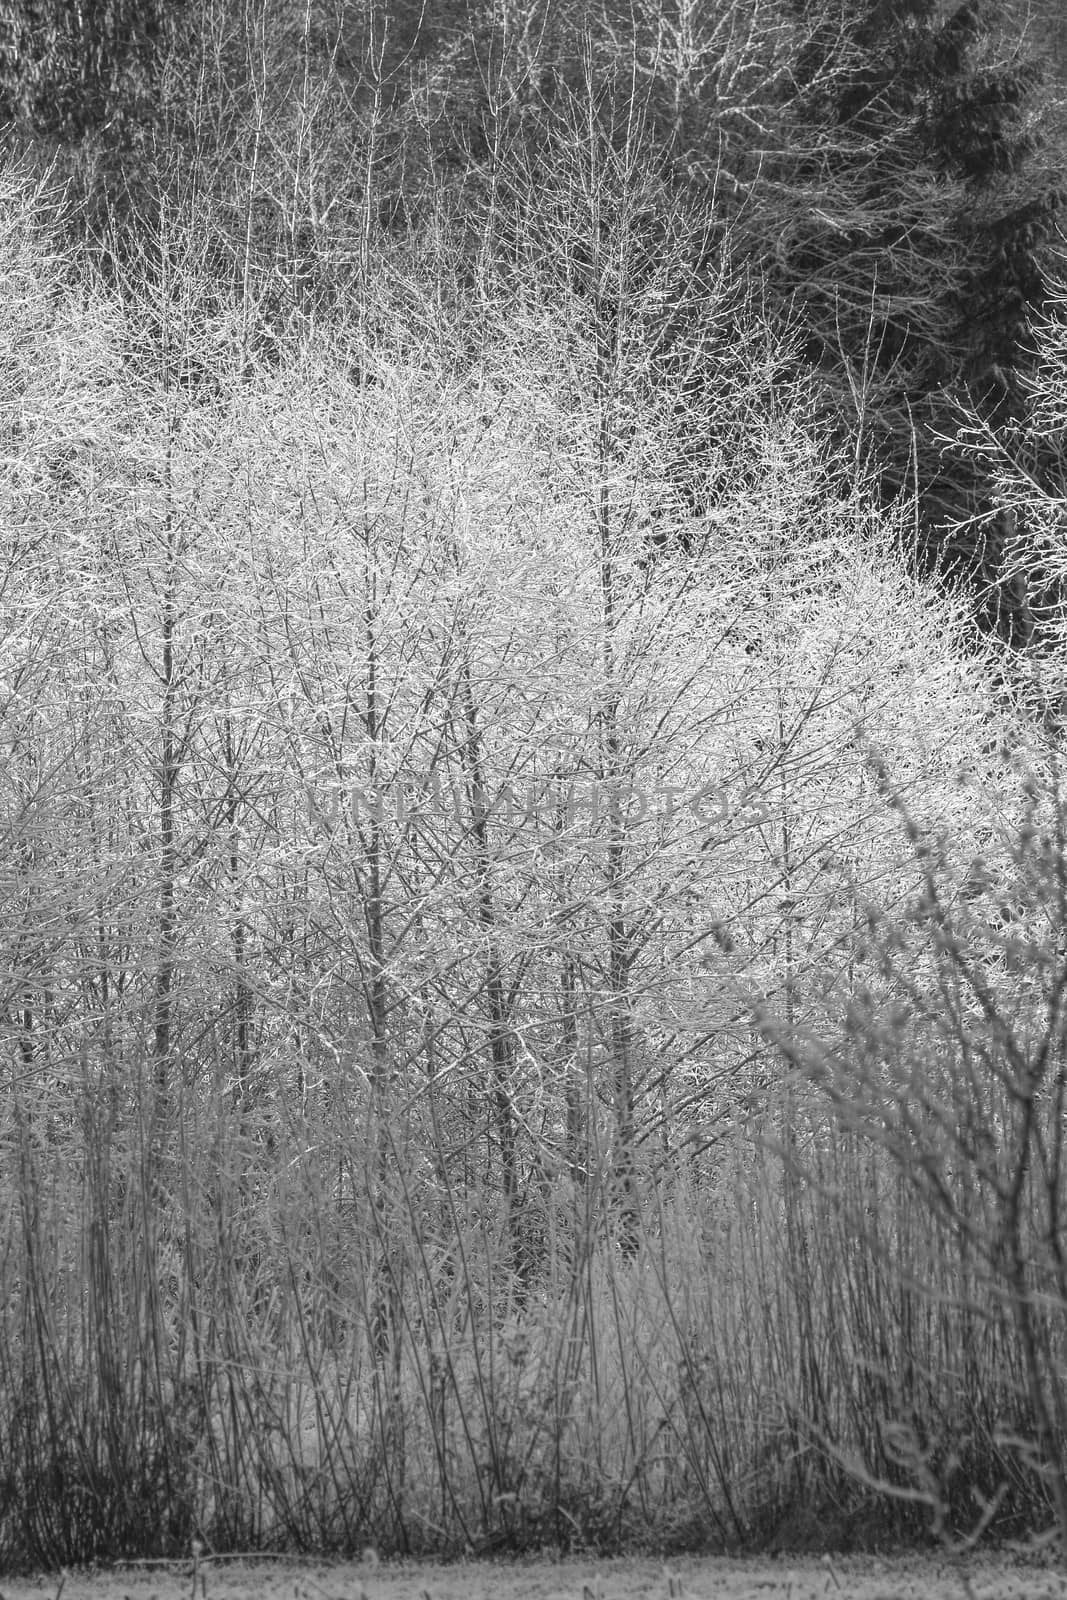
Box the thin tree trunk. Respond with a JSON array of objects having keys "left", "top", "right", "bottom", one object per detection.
[
  {"left": 597, "top": 393, "right": 639, "bottom": 1256},
  {"left": 223, "top": 711, "right": 254, "bottom": 1108},
  {"left": 458, "top": 654, "right": 521, "bottom": 1241},
  {"left": 153, "top": 552, "right": 177, "bottom": 1098}
]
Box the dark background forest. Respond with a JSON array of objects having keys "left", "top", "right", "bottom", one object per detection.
[{"left": 5, "top": 0, "right": 1067, "bottom": 1573}]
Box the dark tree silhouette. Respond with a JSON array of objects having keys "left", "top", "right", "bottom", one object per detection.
[
  {"left": 0, "top": 0, "right": 168, "bottom": 137},
  {"left": 762, "top": 0, "right": 1061, "bottom": 644}
]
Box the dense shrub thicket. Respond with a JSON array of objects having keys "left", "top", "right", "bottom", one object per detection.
[{"left": 2, "top": 0, "right": 1067, "bottom": 1572}]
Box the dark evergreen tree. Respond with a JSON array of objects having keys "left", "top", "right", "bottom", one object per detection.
[
  {"left": 760, "top": 0, "right": 1061, "bottom": 644},
  {"left": 0, "top": 0, "right": 168, "bottom": 138}
]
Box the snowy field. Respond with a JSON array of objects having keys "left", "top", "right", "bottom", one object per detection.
[{"left": 3, "top": 1554, "right": 1066, "bottom": 1600}]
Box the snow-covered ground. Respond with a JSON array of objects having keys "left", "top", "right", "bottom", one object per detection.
[{"left": 4, "top": 1553, "right": 1066, "bottom": 1600}]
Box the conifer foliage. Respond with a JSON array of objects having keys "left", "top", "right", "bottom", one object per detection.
[
  {"left": 766, "top": 0, "right": 1059, "bottom": 640},
  {"left": 0, "top": 0, "right": 168, "bottom": 136}
]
